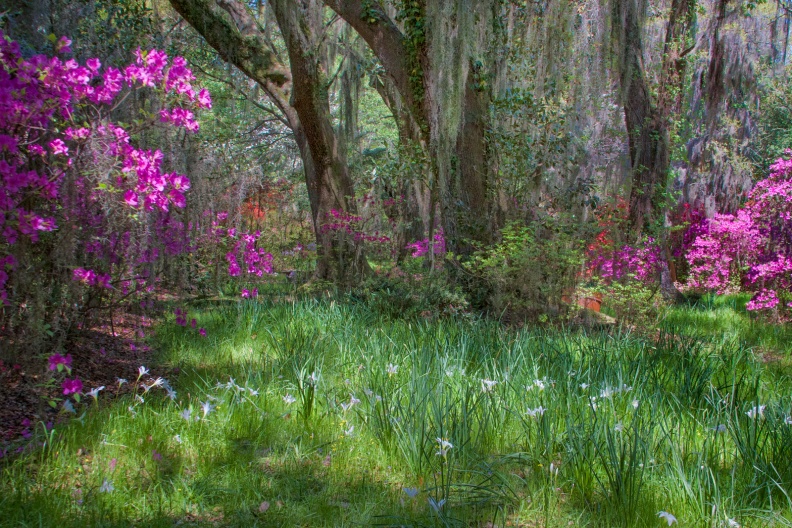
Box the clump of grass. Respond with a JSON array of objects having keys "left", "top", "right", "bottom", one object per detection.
[{"left": 1, "top": 296, "right": 792, "bottom": 527}]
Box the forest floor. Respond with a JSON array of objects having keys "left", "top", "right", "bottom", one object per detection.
[{"left": 1, "top": 293, "right": 792, "bottom": 527}]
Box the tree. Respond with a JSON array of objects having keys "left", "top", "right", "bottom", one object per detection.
[
  {"left": 169, "top": 0, "right": 368, "bottom": 282},
  {"left": 322, "top": 0, "right": 501, "bottom": 259},
  {"left": 611, "top": 0, "right": 696, "bottom": 300}
]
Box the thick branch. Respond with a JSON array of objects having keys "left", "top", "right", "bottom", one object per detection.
[
  {"left": 322, "top": 0, "right": 421, "bottom": 123},
  {"left": 168, "top": 0, "right": 289, "bottom": 86}
]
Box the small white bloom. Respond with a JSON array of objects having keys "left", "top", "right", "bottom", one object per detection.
[
  {"left": 137, "top": 366, "right": 149, "bottom": 379},
  {"left": 387, "top": 363, "right": 398, "bottom": 375},
  {"left": 100, "top": 478, "right": 114, "bottom": 493},
  {"left": 785, "top": 416, "right": 792, "bottom": 425},
  {"left": 435, "top": 438, "right": 453, "bottom": 456},
  {"left": 746, "top": 404, "right": 766, "bottom": 419},
  {"left": 135, "top": 394, "right": 145, "bottom": 404},
  {"left": 283, "top": 394, "right": 296, "bottom": 405},
  {"left": 711, "top": 424, "right": 727, "bottom": 433},
  {"left": 614, "top": 421, "right": 624, "bottom": 432},
  {"left": 308, "top": 371, "right": 319, "bottom": 384},
  {"left": 657, "top": 511, "right": 677, "bottom": 526},
  {"left": 350, "top": 395, "right": 361, "bottom": 406},
  {"left": 532, "top": 379, "right": 546, "bottom": 391},
  {"left": 526, "top": 406, "right": 546, "bottom": 418},
  {"left": 580, "top": 383, "right": 589, "bottom": 390},
  {"left": 87, "top": 386, "right": 105, "bottom": 399},
  {"left": 600, "top": 387, "right": 614, "bottom": 399},
  {"left": 403, "top": 487, "right": 419, "bottom": 498},
  {"left": 632, "top": 399, "right": 639, "bottom": 409},
  {"left": 344, "top": 425, "right": 354, "bottom": 436},
  {"left": 428, "top": 497, "right": 446, "bottom": 512},
  {"left": 248, "top": 388, "right": 259, "bottom": 397},
  {"left": 174, "top": 434, "right": 182, "bottom": 444},
  {"left": 180, "top": 408, "right": 192, "bottom": 421},
  {"left": 364, "top": 388, "right": 374, "bottom": 397},
  {"left": 481, "top": 379, "right": 497, "bottom": 393},
  {"left": 727, "top": 518, "right": 740, "bottom": 527},
  {"left": 201, "top": 400, "right": 215, "bottom": 418},
  {"left": 63, "top": 400, "right": 76, "bottom": 414},
  {"left": 116, "top": 378, "right": 128, "bottom": 387},
  {"left": 165, "top": 387, "right": 177, "bottom": 400}
]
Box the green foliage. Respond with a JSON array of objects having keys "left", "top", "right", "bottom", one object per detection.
[
  {"left": 466, "top": 220, "right": 585, "bottom": 321},
  {"left": 348, "top": 266, "right": 469, "bottom": 319},
  {"left": 4, "top": 297, "right": 792, "bottom": 526}
]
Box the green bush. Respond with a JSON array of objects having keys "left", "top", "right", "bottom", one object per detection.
[{"left": 465, "top": 219, "right": 586, "bottom": 322}]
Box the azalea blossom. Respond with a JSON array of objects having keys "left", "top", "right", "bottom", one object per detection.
[{"left": 62, "top": 377, "right": 83, "bottom": 395}]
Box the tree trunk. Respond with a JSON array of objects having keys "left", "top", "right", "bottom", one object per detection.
[
  {"left": 169, "top": 0, "right": 368, "bottom": 283},
  {"left": 613, "top": 0, "right": 694, "bottom": 302},
  {"left": 323, "top": 0, "right": 499, "bottom": 260}
]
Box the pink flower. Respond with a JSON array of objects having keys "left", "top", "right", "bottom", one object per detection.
[
  {"left": 49, "top": 139, "right": 69, "bottom": 157},
  {"left": 61, "top": 377, "right": 83, "bottom": 395},
  {"left": 197, "top": 88, "right": 212, "bottom": 109},
  {"left": 48, "top": 353, "right": 72, "bottom": 371},
  {"left": 199, "top": 328, "right": 207, "bottom": 337},
  {"left": 124, "top": 190, "right": 139, "bottom": 208},
  {"left": 86, "top": 58, "right": 101, "bottom": 72}
]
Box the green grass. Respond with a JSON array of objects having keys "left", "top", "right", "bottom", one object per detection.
[
  {"left": 664, "top": 293, "right": 792, "bottom": 358},
  {"left": 2, "top": 296, "right": 792, "bottom": 527}
]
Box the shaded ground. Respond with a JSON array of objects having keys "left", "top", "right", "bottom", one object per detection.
[{"left": 0, "top": 311, "right": 170, "bottom": 454}]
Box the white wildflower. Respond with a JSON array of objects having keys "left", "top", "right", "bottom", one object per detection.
[
  {"left": 201, "top": 400, "right": 215, "bottom": 418},
  {"left": 657, "top": 511, "right": 677, "bottom": 526},
  {"left": 283, "top": 394, "right": 297, "bottom": 405},
  {"left": 387, "top": 363, "right": 398, "bottom": 375},
  {"left": 526, "top": 406, "right": 546, "bottom": 418},
  {"left": 435, "top": 438, "right": 453, "bottom": 457},
  {"left": 137, "top": 366, "right": 149, "bottom": 379},
  {"left": 87, "top": 386, "right": 105, "bottom": 399},
  {"left": 403, "top": 487, "right": 419, "bottom": 498},
  {"left": 180, "top": 408, "right": 192, "bottom": 421},
  {"left": 481, "top": 379, "right": 497, "bottom": 393},
  {"left": 99, "top": 478, "right": 115, "bottom": 493},
  {"left": 746, "top": 404, "right": 766, "bottom": 419}
]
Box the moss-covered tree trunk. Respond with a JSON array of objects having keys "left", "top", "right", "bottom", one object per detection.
[
  {"left": 169, "top": 0, "right": 367, "bottom": 283},
  {"left": 324, "top": 0, "right": 499, "bottom": 259},
  {"left": 613, "top": 0, "right": 695, "bottom": 301}
]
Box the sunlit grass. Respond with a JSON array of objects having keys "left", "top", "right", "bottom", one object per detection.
[{"left": 2, "top": 295, "right": 792, "bottom": 526}]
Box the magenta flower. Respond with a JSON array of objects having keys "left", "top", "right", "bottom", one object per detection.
[
  {"left": 199, "top": 328, "right": 207, "bottom": 337},
  {"left": 49, "top": 139, "right": 69, "bottom": 157},
  {"left": 48, "top": 353, "right": 72, "bottom": 371},
  {"left": 123, "top": 190, "right": 139, "bottom": 208},
  {"left": 61, "top": 377, "right": 83, "bottom": 395}
]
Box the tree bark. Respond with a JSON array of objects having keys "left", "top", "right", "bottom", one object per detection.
[
  {"left": 169, "top": 0, "right": 368, "bottom": 282},
  {"left": 323, "top": 0, "right": 498, "bottom": 258},
  {"left": 613, "top": 0, "right": 694, "bottom": 301}
]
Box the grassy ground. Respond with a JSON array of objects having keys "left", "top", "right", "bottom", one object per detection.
[{"left": 2, "top": 295, "right": 792, "bottom": 527}]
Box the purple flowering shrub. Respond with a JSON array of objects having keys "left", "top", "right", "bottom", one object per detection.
[
  {"left": 684, "top": 155, "right": 792, "bottom": 313},
  {"left": 0, "top": 32, "right": 210, "bottom": 354}
]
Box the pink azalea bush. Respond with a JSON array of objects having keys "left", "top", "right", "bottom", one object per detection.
[
  {"left": 0, "top": 32, "right": 211, "bottom": 352},
  {"left": 685, "top": 155, "right": 792, "bottom": 312}
]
